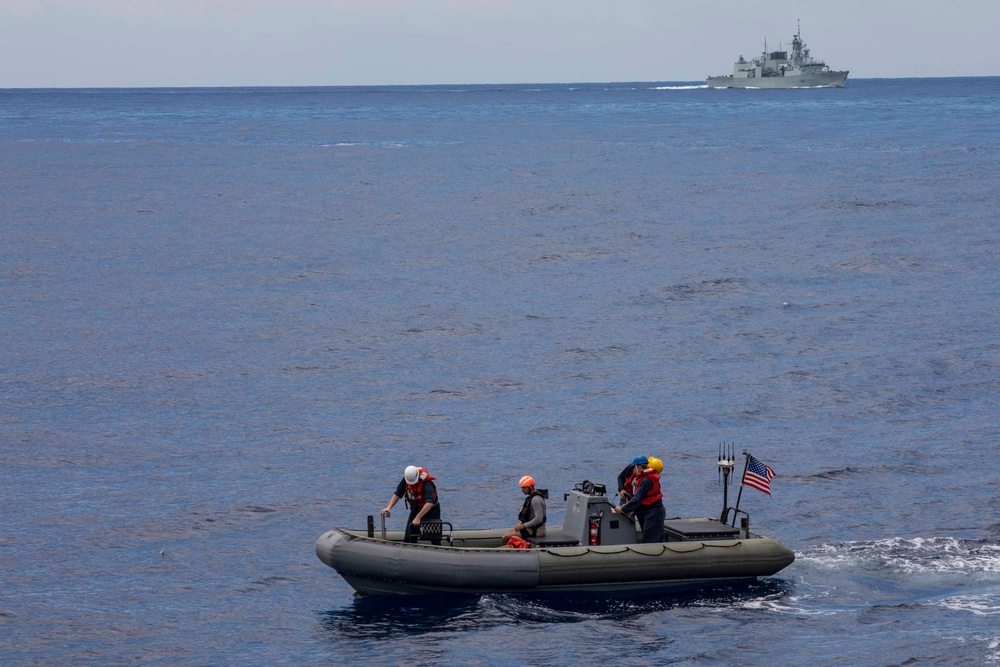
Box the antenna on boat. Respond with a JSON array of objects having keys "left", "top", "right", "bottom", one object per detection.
[
  {"left": 717, "top": 442, "right": 736, "bottom": 520},
  {"left": 719, "top": 448, "right": 753, "bottom": 530}
]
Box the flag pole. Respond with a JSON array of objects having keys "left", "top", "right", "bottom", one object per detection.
[{"left": 730, "top": 451, "right": 751, "bottom": 525}]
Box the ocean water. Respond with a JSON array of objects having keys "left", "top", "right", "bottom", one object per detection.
[{"left": 2, "top": 78, "right": 999, "bottom": 665}]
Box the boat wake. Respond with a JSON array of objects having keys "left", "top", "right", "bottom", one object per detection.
[
  {"left": 790, "top": 537, "right": 1000, "bottom": 620},
  {"left": 653, "top": 85, "right": 708, "bottom": 90},
  {"left": 797, "top": 537, "right": 1000, "bottom": 582}
]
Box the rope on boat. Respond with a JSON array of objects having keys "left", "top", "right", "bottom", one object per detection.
[
  {"left": 662, "top": 541, "right": 743, "bottom": 554},
  {"left": 341, "top": 529, "right": 747, "bottom": 556},
  {"left": 544, "top": 541, "right": 744, "bottom": 557}
]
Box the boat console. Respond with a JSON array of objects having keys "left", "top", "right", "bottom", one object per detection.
[
  {"left": 545, "top": 481, "right": 640, "bottom": 547},
  {"left": 526, "top": 479, "right": 750, "bottom": 547}
]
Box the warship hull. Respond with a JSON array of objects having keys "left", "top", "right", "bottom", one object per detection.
[
  {"left": 707, "top": 70, "right": 848, "bottom": 89},
  {"left": 707, "top": 24, "right": 847, "bottom": 89}
]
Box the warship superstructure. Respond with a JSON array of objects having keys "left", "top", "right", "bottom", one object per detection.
[{"left": 707, "top": 23, "right": 848, "bottom": 88}]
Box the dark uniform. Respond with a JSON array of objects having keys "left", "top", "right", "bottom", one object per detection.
[
  {"left": 394, "top": 476, "right": 441, "bottom": 544},
  {"left": 619, "top": 471, "right": 665, "bottom": 543},
  {"left": 617, "top": 463, "right": 641, "bottom": 502}
]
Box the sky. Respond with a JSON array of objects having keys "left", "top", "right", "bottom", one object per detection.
[{"left": 1, "top": 0, "right": 999, "bottom": 87}]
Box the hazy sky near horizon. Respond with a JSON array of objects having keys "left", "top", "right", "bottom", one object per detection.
[{"left": 2, "top": 0, "right": 998, "bottom": 87}]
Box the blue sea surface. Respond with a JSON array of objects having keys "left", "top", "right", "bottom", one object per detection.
[{"left": 2, "top": 78, "right": 999, "bottom": 665}]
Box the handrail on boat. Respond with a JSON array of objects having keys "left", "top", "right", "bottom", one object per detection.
[
  {"left": 365, "top": 514, "right": 454, "bottom": 545},
  {"left": 419, "top": 520, "right": 454, "bottom": 545},
  {"left": 721, "top": 506, "right": 749, "bottom": 529}
]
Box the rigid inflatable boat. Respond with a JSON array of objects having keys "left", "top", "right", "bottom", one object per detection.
[{"left": 316, "top": 472, "right": 795, "bottom": 596}]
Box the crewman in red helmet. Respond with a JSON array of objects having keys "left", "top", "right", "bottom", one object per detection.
[{"left": 502, "top": 475, "right": 547, "bottom": 545}]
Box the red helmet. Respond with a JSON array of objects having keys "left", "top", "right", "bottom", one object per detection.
[{"left": 519, "top": 475, "right": 535, "bottom": 488}]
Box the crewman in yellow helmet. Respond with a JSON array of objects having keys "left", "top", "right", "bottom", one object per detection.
[{"left": 614, "top": 457, "right": 665, "bottom": 542}]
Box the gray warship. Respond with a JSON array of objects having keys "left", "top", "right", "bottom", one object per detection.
[{"left": 707, "top": 23, "right": 848, "bottom": 89}]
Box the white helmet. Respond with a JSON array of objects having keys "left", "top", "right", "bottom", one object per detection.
[{"left": 404, "top": 465, "right": 420, "bottom": 484}]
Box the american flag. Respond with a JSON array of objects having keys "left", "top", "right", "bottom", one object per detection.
[{"left": 743, "top": 455, "right": 776, "bottom": 495}]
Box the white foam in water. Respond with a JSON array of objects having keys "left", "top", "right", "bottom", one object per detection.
[
  {"left": 938, "top": 594, "right": 1000, "bottom": 616},
  {"left": 798, "top": 537, "right": 1000, "bottom": 580},
  {"left": 988, "top": 637, "right": 1000, "bottom": 663},
  {"left": 738, "top": 591, "right": 838, "bottom": 616},
  {"left": 653, "top": 85, "right": 709, "bottom": 90}
]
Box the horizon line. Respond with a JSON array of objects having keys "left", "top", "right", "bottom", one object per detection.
[{"left": 3, "top": 75, "right": 998, "bottom": 91}]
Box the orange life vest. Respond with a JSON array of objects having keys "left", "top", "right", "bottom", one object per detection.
[
  {"left": 507, "top": 536, "right": 530, "bottom": 549},
  {"left": 405, "top": 468, "right": 435, "bottom": 509},
  {"left": 636, "top": 469, "right": 663, "bottom": 506},
  {"left": 625, "top": 467, "right": 642, "bottom": 496}
]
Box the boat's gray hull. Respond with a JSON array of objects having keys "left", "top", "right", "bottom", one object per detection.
[
  {"left": 707, "top": 70, "right": 848, "bottom": 88},
  {"left": 316, "top": 528, "right": 795, "bottom": 596}
]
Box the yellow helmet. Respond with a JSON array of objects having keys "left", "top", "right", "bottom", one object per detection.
[{"left": 647, "top": 457, "right": 663, "bottom": 474}]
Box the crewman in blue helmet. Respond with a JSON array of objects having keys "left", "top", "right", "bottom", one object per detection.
[
  {"left": 617, "top": 455, "right": 648, "bottom": 503},
  {"left": 615, "top": 457, "right": 666, "bottom": 543}
]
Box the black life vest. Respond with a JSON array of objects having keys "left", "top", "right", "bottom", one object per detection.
[
  {"left": 404, "top": 469, "right": 435, "bottom": 510},
  {"left": 517, "top": 490, "right": 546, "bottom": 526}
]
